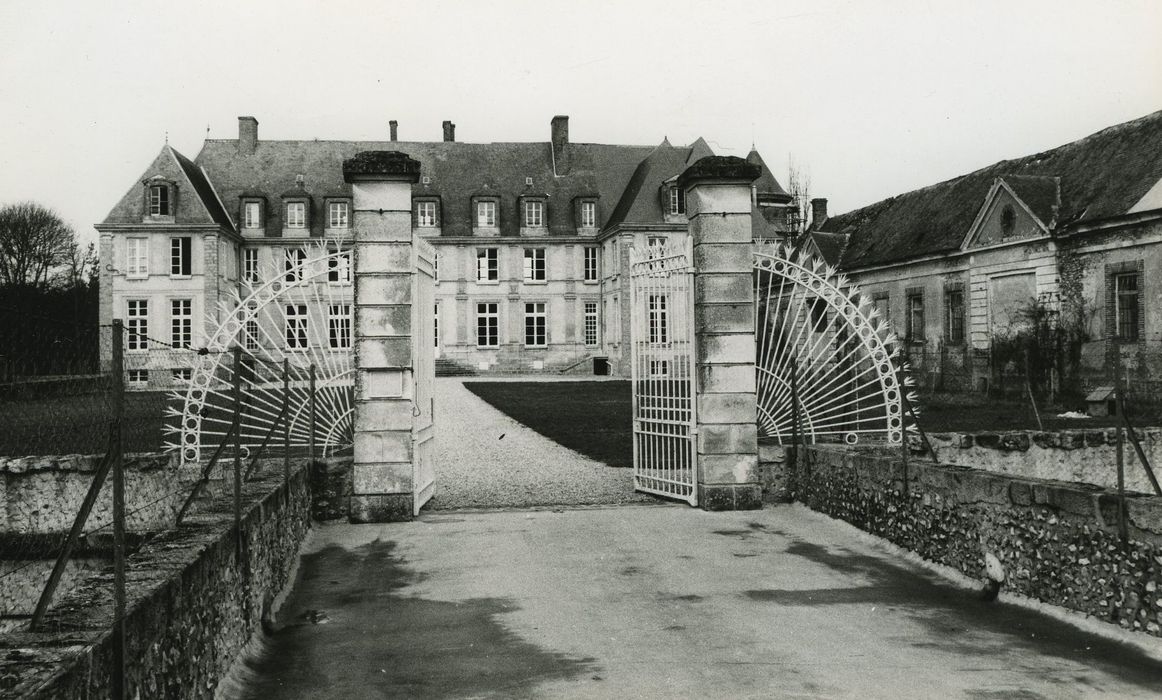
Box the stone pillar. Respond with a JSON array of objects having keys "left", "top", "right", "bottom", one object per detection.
[
  {"left": 342, "top": 151, "right": 422, "bottom": 523},
  {"left": 677, "top": 156, "right": 762, "bottom": 511}
]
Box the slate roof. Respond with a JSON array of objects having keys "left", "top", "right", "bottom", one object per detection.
[
  {"left": 1000, "top": 175, "right": 1059, "bottom": 227},
  {"left": 604, "top": 140, "right": 696, "bottom": 229},
  {"left": 821, "top": 109, "right": 1162, "bottom": 268},
  {"left": 171, "top": 149, "right": 233, "bottom": 229},
  {"left": 196, "top": 139, "right": 657, "bottom": 238},
  {"left": 804, "top": 231, "right": 849, "bottom": 266},
  {"left": 746, "top": 149, "right": 791, "bottom": 199}
]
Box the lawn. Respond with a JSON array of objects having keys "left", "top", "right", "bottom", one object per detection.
[
  {"left": 464, "top": 381, "right": 634, "bottom": 468},
  {"left": 462, "top": 380, "right": 1159, "bottom": 469}
]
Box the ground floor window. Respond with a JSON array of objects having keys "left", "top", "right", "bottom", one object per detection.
[
  {"left": 525, "top": 302, "right": 547, "bottom": 347},
  {"left": 648, "top": 294, "right": 668, "bottom": 345},
  {"left": 1115, "top": 272, "right": 1140, "bottom": 341},
  {"left": 128, "top": 369, "right": 148, "bottom": 387},
  {"left": 171, "top": 298, "right": 192, "bottom": 349},
  {"left": 126, "top": 299, "right": 149, "bottom": 351},
  {"left": 477, "top": 302, "right": 499, "bottom": 347},
  {"left": 285, "top": 304, "right": 308, "bottom": 349},
  {"left": 584, "top": 302, "right": 599, "bottom": 346},
  {"left": 328, "top": 304, "right": 352, "bottom": 349},
  {"left": 245, "top": 302, "right": 260, "bottom": 351},
  {"left": 945, "top": 288, "right": 965, "bottom": 345},
  {"left": 172, "top": 368, "right": 191, "bottom": 382},
  {"left": 906, "top": 289, "right": 924, "bottom": 342}
]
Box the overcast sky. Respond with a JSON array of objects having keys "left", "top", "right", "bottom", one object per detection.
[{"left": 2, "top": 0, "right": 1159, "bottom": 247}]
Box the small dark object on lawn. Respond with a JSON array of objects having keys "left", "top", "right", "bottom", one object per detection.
[{"left": 499, "top": 433, "right": 505, "bottom": 440}]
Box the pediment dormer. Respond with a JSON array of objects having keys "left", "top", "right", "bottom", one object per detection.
[
  {"left": 99, "top": 145, "right": 234, "bottom": 231},
  {"left": 961, "top": 176, "right": 1059, "bottom": 250}
]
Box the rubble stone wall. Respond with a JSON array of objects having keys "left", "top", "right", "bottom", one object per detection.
[
  {"left": 1, "top": 453, "right": 189, "bottom": 534},
  {"left": 0, "top": 465, "right": 311, "bottom": 698},
  {"left": 913, "top": 428, "right": 1162, "bottom": 494},
  {"left": 795, "top": 445, "right": 1162, "bottom": 637}
]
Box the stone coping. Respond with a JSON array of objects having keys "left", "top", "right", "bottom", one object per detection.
[{"left": 0, "top": 452, "right": 175, "bottom": 474}]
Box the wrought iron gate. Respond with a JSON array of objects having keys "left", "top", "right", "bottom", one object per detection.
[
  {"left": 754, "top": 244, "right": 907, "bottom": 446},
  {"left": 412, "top": 237, "right": 436, "bottom": 515},
  {"left": 629, "top": 239, "right": 697, "bottom": 505}
]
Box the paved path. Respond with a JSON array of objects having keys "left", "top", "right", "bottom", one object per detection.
[
  {"left": 229, "top": 505, "right": 1162, "bottom": 699},
  {"left": 428, "top": 377, "right": 653, "bottom": 510}
]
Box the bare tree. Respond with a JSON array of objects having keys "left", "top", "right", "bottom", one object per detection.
[
  {"left": 63, "top": 241, "right": 98, "bottom": 289},
  {"left": 0, "top": 202, "right": 76, "bottom": 288},
  {"left": 787, "top": 156, "right": 812, "bottom": 239}
]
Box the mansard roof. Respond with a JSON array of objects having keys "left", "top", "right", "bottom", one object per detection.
[
  {"left": 821, "top": 109, "right": 1162, "bottom": 269},
  {"left": 196, "top": 138, "right": 656, "bottom": 238},
  {"left": 604, "top": 140, "right": 700, "bottom": 229}
]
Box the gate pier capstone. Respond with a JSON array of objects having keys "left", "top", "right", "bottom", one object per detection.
[
  {"left": 678, "top": 156, "right": 763, "bottom": 510},
  {"left": 343, "top": 151, "right": 422, "bottom": 522}
]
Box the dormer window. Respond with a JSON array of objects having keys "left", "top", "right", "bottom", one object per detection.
[
  {"left": 416, "top": 200, "right": 438, "bottom": 228},
  {"left": 286, "top": 202, "right": 306, "bottom": 228},
  {"left": 142, "top": 177, "right": 177, "bottom": 222},
  {"left": 668, "top": 187, "right": 685, "bottom": 216},
  {"left": 524, "top": 200, "right": 544, "bottom": 228},
  {"left": 477, "top": 200, "right": 497, "bottom": 227},
  {"left": 576, "top": 199, "right": 597, "bottom": 230},
  {"left": 243, "top": 202, "right": 261, "bottom": 228},
  {"left": 328, "top": 201, "right": 349, "bottom": 228},
  {"left": 150, "top": 185, "right": 170, "bottom": 216}
]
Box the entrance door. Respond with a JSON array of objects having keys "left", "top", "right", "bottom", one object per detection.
[{"left": 629, "top": 239, "right": 697, "bottom": 505}]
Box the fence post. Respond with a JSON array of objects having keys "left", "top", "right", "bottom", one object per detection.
[
  {"left": 309, "top": 363, "right": 317, "bottom": 464},
  {"left": 283, "top": 358, "right": 291, "bottom": 500},
  {"left": 111, "top": 320, "right": 127, "bottom": 700},
  {"left": 790, "top": 357, "right": 800, "bottom": 472},
  {"left": 232, "top": 347, "right": 243, "bottom": 563},
  {"left": 1116, "top": 424, "right": 1128, "bottom": 547}
]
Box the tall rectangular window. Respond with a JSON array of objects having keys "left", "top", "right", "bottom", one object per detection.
[
  {"left": 433, "top": 252, "right": 439, "bottom": 282},
  {"left": 328, "top": 201, "right": 349, "bottom": 228},
  {"left": 149, "top": 185, "right": 169, "bottom": 215},
  {"left": 1115, "top": 272, "right": 1140, "bottom": 341},
  {"left": 244, "top": 302, "right": 259, "bottom": 351},
  {"left": 477, "top": 200, "right": 496, "bottom": 227},
  {"left": 872, "top": 292, "right": 891, "bottom": 322},
  {"left": 584, "top": 302, "right": 599, "bottom": 346},
  {"left": 648, "top": 294, "right": 668, "bottom": 345},
  {"left": 127, "top": 237, "right": 149, "bottom": 278},
  {"left": 126, "top": 300, "right": 148, "bottom": 351},
  {"left": 286, "top": 202, "right": 306, "bottom": 228},
  {"left": 580, "top": 201, "right": 596, "bottom": 228},
  {"left": 243, "top": 201, "right": 261, "bottom": 228},
  {"left": 584, "top": 247, "right": 599, "bottom": 282},
  {"left": 524, "top": 200, "right": 544, "bottom": 227},
  {"left": 906, "top": 291, "right": 925, "bottom": 342},
  {"left": 285, "top": 304, "right": 308, "bottom": 349},
  {"left": 170, "top": 237, "right": 191, "bottom": 276},
  {"left": 523, "top": 248, "right": 546, "bottom": 282},
  {"left": 477, "top": 302, "right": 499, "bottom": 347},
  {"left": 243, "top": 249, "right": 259, "bottom": 284},
  {"left": 416, "top": 201, "right": 437, "bottom": 227},
  {"left": 328, "top": 250, "right": 351, "bottom": 284},
  {"left": 170, "top": 298, "right": 192, "bottom": 349},
  {"left": 328, "top": 304, "right": 352, "bottom": 349},
  {"left": 668, "top": 187, "right": 685, "bottom": 215},
  {"left": 285, "top": 248, "right": 307, "bottom": 282},
  {"left": 434, "top": 303, "right": 439, "bottom": 348},
  {"left": 945, "top": 289, "right": 965, "bottom": 344},
  {"left": 476, "top": 248, "right": 499, "bottom": 282},
  {"left": 524, "top": 302, "right": 547, "bottom": 347}
]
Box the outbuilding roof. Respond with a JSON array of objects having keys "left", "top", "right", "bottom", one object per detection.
[{"left": 821, "top": 109, "right": 1162, "bottom": 269}]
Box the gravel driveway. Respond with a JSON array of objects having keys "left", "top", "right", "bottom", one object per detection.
[{"left": 428, "top": 377, "right": 657, "bottom": 510}]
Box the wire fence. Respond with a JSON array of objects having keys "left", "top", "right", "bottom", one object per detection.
[
  {"left": 1, "top": 307, "right": 323, "bottom": 697},
  {"left": 900, "top": 339, "right": 1162, "bottom": 414}
]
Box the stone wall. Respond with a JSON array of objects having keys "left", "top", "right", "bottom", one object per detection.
[
  {"left": 793, "top": 445, "right": 1162, "bottom": 637},
  {"left": 1, "top": 453, "right": 189, "bottom": 534},
  {"left": 0, "top": 464, "right": 311, "bottom": 698},
  {"left": 914, "top": 428, "right": 1162, "bottom": 494}
]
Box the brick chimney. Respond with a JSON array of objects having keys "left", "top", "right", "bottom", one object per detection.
[
  {"left": 551, "top": 115, "right": 569, "bottom": 173},
  {"left": 238, "top": 116, "right": 258, "bottom": 155},
  {"left": 442, "top": 121, "right": 455, "bottom": 142},
  {"left": 811, "top": 198, "right": 828, "bottom": 226},
  {"left": 389, "top": 120, "right": 398, "bottom": 142}
]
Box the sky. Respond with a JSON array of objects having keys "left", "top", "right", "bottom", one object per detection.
[{"left": 1, "top": 0, "right": 1159, "bottom": 247}]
